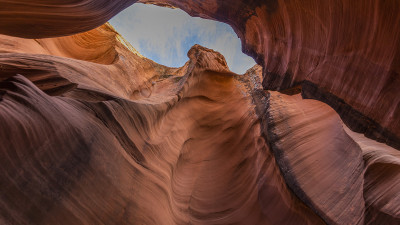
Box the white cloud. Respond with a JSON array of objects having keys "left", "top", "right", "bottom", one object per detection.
[{"left": 109, "top": 3, "right": 255, "bottom": 74}]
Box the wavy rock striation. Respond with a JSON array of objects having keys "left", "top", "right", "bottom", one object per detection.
[
  {"left": 1, "top": 27, "right": 326, "bottom": 224},
  {"left": 263, "top": 91, "right": 400, "bottom": 224},
  {"left": 1, "top": 0, "right": 398, "bottom": 147},
  {"left": 0, "top": 1, "right": 399, "bottom": 225}
]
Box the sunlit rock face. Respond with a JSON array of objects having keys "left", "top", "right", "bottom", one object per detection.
[
  {"left": 1, "top": 0, "right": 398, "bottom": 147},
  {"left": 0, "top": 1, "right": 399, "bottom": 225},
  {"left": 0, "top": 26, "right": 324, "bottom": 224},
  {"left": 137, "top": 0, "right": 400, "bottom": 149}
]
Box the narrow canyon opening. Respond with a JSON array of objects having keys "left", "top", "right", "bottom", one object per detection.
[
  {"left": 0, "top": 1, "right": 399, "bottom": 225},
  {"left": 108, "top": 3, "right": 256, "bottom": 74}
]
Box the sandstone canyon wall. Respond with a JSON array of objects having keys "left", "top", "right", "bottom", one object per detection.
[
  {"left": 1, "top": 0, "right": 398, "bottom": 147},
  {"left": 0, "top": 1, "right": 399, "bottom": 225}
]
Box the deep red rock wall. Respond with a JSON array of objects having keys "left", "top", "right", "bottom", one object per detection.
[
  {"left": 138, "top": 0, "right": 400, "bottom": 148},
  {"left": 0, "top": 41, "right": 326, "bottom": 224},
  {"left": 0, "top": 0, "right": 137, "bottom": 38},
  {"left": 0, "top": 1, "right": 399, "bottom": 225},
  {"left": 1, "top": 0, "right": 398, "bottom": 146}
]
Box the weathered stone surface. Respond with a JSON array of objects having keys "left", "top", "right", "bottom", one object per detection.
[
  {"left": 0, "top": 1, "right": 399, "bottom": 224},
  {"left": 1, "top": 0, "right": 398, "bottom": 148},
  {"left": 0, "top": 28, "right": 325, "bottom": 224}
]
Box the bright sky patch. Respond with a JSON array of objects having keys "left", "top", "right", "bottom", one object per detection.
[{"left": 109, "top": 4, "right": 256, "bottom": 74}]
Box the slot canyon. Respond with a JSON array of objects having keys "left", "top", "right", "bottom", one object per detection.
[{"left": 0, "top": 0, "right": 399, "bottom": 224}]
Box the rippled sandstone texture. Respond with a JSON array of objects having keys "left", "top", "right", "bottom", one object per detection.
[
  {"left": 1, "top": 0, "right": 399, "bottom": 148},
  {"left": 0, "top": 27, "right": 325, "bottom": 224},
  {"left": 0, "top": 1, "right": 399, "bottom": 225}
]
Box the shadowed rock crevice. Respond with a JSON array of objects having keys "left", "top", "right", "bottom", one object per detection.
[
  {"left": 0, "top": 44, "right": 324, "bottom": 224},
  {"left": 0, "top": 1, "right": 399, "bottom": 225},
  {"left": 0, "top": 0, "right": 398, "bottom": 145},
  {"left": 302, "top": 80, "right": 400, "bottom": 150}
]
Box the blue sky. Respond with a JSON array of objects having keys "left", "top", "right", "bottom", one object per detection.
[{"left": 109, "top": 3, "right": 255, "bottom": 74}]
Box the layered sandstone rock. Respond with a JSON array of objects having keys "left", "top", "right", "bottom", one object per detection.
[
  {"left": 0, "top": 1, "right": 399, "bottom": 225},
  {"left": 263, "top": 91, "right": 400, "bottom": 224},
  {"left": 1, "top": 0, "right": 398, "bottom": 147},
  {"left": 138, "top": 0, "right": 400, "bottom": 149},
  {"left": 0, "top": 27, "right": 325, "bottom": 224},
  {"left": 0, "top": 23, "right": 187, "bottom": 99}
]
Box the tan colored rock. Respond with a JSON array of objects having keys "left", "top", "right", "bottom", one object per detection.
[
  {"left": 0, "top": 0, "right": 398, "bottom": 145},
  {"left": 0, "top": 2, "right": 399, "bottom": 225},
  {"left": 0, "top": 27, "right": 324, "bottom": 224}
]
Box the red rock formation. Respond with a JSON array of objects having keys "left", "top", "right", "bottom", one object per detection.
[
  {"left": 0, "top": 23, "right": 187, "bottom": 98},
  {"left": 264, "top": 91, "right": 400, "bottom": 224},
  {"left": 138, "top": 0, "right": 400, "bottom": 149},
  {"left": 1, "top": 0, "right": 398, "bottom": 146},
  {"left": 344, "top": 126, "right": 400, "bottom": 224},
  {"left": 0, "top": 27, "right": 325, "bottom": 224},
  {"left": 0, "top": 1, "right": 399, "bottom": 225},
  {"left": 266, "top": 93, "right": 365, "bottom": 225},
  {"left": 0, "top": 1, "right": 137, "bottom": 38}
]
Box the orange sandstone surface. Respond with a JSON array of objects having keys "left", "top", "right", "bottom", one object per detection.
[
  {"left": 1, "top": 0, "right": 399, "bottom": 147},
  {"left": 0, "top": 1, "right": 399, "bottom": 225}
]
